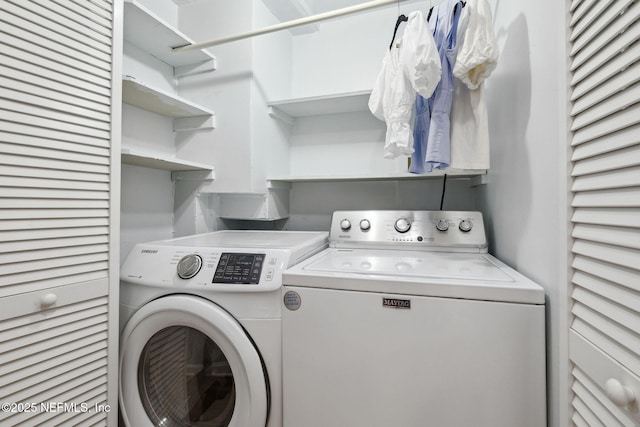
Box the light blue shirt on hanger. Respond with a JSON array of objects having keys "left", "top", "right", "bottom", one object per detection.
[{"left": 411, "top": 0, "right": 463, "bottom": 174}]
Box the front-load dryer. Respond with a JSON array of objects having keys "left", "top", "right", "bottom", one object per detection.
[{"left": 119, "top": 230, "right": 328, "bottom": 427}]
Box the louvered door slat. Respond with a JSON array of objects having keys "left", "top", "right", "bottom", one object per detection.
[
  {"left": 0, "top": 9, "right": 111, "bottom": 70},
  {"left": 570, "top": 62, "right": 640, "bottom": 116},
  {"left": 0, "top": 262, "right": 109, "bottom": 295},
  {"left": 1, "top": 177, "right": 110, "bottom": 192},
  {"left": 571, "top": 93, "right": 640, "bottom": 133},
  {"left": 0, "top": 338, "right": 106, "bottom": 381},
  {"left": 0, "top": 154, "right": 111, "bottom": 174},
  {"left": 0, "top": 132, "right": 111, "bottom": 157},
  {"left": 572, "top": 240, "right": 640, "bottom": 270},
  {"left": 4, "top": 370, "right": 108, "bottom": 426},
  {"left": 0, "top": 142, "right": 110, "bottom": 166},
  {"left": 0, "top": 208, "right": 109, "bottom": 220},
  {"left": 570, "top": 1, "right": 640, "bottom": 69},
  {"left": 570, "top": 24, "right": 639, "bottom": 87},
  {"left": 573, "top": 367, "right": 637, "bottom": 426},
  {"left": 0, "top": 244, "right": 110, "bottom": 267},
  {"left": 0, "top": 86, "right": 111, "bottom": 123},
  {"left": 571, "top": 0, "right": 588, "bottom": 13},
  {"left": 573, "top": 271, "right": 640, "bottom": 312},
  {"left": 572, "top": 167, "right": 640, "bottom": 191},
  {"left": 1, "top": 55, "right": 111, "bottom": 98},
  {"left": 570, "top": 46, "right": 640, "bottom": 102},
  {"left": 571, "top": 106, "right": 640, "bottom": 146},
  {"left": 572, "top": 207, "right": 640, "bottom": 228},
  {"left": 572, "top": 144, "right": 640, "bottom": 176},
  {"left": 7, "top": 0, "right": 112, "bottom": 44},
  {"left": 1, "top": 166, "right": 109, "bottom": 183},
  {"left": 571, "top": 186, "right": 640, "bottom": 207},
  {"left": 570, "top": 0, "right": 606, "bottom": 29},
  {"left": 572, "top": 381, "right": 615, "bottom": 426},
  {"left": 1, "top": 123, "right": 110, "bottom": 148},
  {"left": 572, "top": 122, "right": 640, "bottom": 161},
  {"left": 0, "top": 109, "right": 109, "bottom": 140},
  {"left": 0, "top": 64, "right": 111, "bottom": 108},
  {"left": 572, "top": 223, "right": 640, "bottom": 249},
  {"left": 573, "top": 289, "right": 640, "bottom": 349}
]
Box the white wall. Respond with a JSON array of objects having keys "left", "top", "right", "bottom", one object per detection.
[
  {"left": 120, "top": 164, "right": 175, "bottom": 262},
  {"left": 177, "top": 0, "right": 255, "bottom": 193},
  {"left": 290, "top": 1, "right": 432, "bottom": 96},
  {"left": 286, "top": 179, "right": 477, "bottom": 231},
  {"left": 250, "top": 0, "right": 294, "bottom": 188},
  {"left": 476, "top": 1, "right": 568, "bottom": 426}
]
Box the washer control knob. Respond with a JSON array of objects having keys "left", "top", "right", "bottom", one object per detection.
[
  {"left": 340, "top": 219, "right": 352, "bottom": 231},
  {"left": 177, "top": 254, "right": 203, "bottom": 279},
  {"left": 459, "top": 220, "right": 473, "bottom": 232},
  {"left": 360, "top": 219, "right": 371, "bottom": 231},
  {"left": 436, "top": 219, "right": 450, "bottom": 232},
  {"left": 394, "top": 218, "right": 411, "bottom": 233}
]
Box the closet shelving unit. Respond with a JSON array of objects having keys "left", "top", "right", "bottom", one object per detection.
[
  {"left": 121, "top": 0, "right": 216, "bottom": 174},
  {"left": 267, "top": 91, "right": 487, "bottom": 185}
]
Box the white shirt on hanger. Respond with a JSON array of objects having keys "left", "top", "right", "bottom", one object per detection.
[
  {"left": 450, "top": 0, "right": 498, "bottom": 170},
  {"left": 369, "top": 10, "right": 441, "bottom": 159}
]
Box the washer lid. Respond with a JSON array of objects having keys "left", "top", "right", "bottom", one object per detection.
[
  {"left": 304, "top": 249, "right": 513, "bottom": 282},
  {"left": 283, "top": 249, "right": 545, "bottom": 304}
]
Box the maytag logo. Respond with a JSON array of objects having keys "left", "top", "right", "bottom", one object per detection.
[{"left": 382, "top": 298, "right": 411, "bottom": 309}]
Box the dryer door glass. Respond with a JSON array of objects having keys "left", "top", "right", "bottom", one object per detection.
[{"left": 138, "top": 326, "right": 235, "bottom": 427}]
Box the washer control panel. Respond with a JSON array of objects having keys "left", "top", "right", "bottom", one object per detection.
[{"left": 330, "top": 210, "right": 488, "bottom": 251}]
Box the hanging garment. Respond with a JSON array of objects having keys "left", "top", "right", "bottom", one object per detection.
[
  {"left": 449, "top": 0, "right": 498, "bottom": 170},
  {"left": 410, "top": 0, "right": 463, "bottom": 173},
  {"left": 369, "top": 10, "right": 441, "bottom": 159}
]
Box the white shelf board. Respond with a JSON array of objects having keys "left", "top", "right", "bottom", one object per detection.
[
  {"left": 268, "top": 170, "right": 487, "bottom": 183},
  {"left": 122, "top": 75, "right": 215, "bottom": 118},
  {"left": 268, "top": 90, "right": 372, "bottom": 118},
  {"left": 123, "top": 0, "right": 215, "bottom": 67},
  {"left": 121, "top": 148, "right": 214, "bottom": 172}
]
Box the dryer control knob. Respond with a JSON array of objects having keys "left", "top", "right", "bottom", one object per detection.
[
  {"left": 459, "top": 220, "right": 473, "bottom": 232},
  {"left": 436, "top": 219, "right": 450, "bottom": 232},
  {"left": 340, "top": 219, "right": 352, "bottom": 231},
  {"left": 177, "top": 254, "right": 203, "bottom": 279},
  {"left": 394, "top": 218, "right": 411, "bottom": 233},
  {"left": 360, "top": 219, "right": 371, "bottom": 231}
]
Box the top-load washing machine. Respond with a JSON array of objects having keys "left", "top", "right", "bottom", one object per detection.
[
  {"left": 119, "top": 230, "right": 328, "bottom": 427},
  {"left": 282, "top": 211, "right": 546, "bottom": 427}
]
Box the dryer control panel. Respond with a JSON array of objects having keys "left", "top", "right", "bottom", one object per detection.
[
  {"left": 121, "top": 246, "right": 286, "bottom": 291},
  {"left": 330, "top": 210, "right": 488, "bottom": 252}
]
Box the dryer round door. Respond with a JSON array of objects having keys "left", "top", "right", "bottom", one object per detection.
[{"left": 119, "top": 295, "right": 268, "bottom": 427}]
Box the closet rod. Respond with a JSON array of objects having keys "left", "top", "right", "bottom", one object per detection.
[{"left": 173, "top": 0, "right": 410, "bottom": 52}]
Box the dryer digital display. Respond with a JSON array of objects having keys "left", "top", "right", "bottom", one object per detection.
[{"left": 213, "top": 253, "right": 265, "bottom": 284}]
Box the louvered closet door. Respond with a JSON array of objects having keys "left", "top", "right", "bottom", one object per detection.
[
  {"left": 568, "top": 0, "right": 640, "bottom": 425},
  {"left": 0, "top": 0, "right": 120, "bottom": 425}
]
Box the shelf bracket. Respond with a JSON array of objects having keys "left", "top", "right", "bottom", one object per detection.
[
  {"left": 268, "top": 106, "right": 295, "bottom": 126},
  {"left": 171, "top": 170, "right": 216, "bottom": 182},
  {"left": 469, "top": 173, "right": 488, "bottom": 187},
  {"left": 173, "top": 115, "right": 216, "bottom": 132},
  {"left": 175, "top": 58, "right": 218, "bottom": 78}
]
